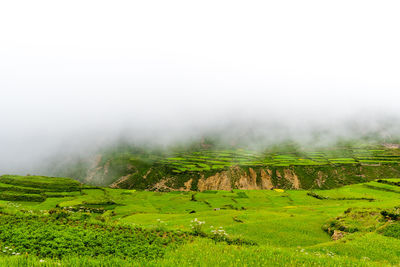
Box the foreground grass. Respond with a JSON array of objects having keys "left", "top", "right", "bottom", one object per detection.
[
  {"left": 0, "top": 239, "right": 392, "bottom": 267},
  {"left": 0, "top": 213, "right": 188, "bottom": 260}
]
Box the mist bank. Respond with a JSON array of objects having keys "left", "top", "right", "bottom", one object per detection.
[
  {"left": 1, "top": 0, "right": 400, "bottom": 177},
  {"left": 1, "top": 111, "right": 399, "bottom": 177}
]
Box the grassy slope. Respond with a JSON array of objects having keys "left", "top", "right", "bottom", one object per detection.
[
  {"left": 64, "top": 144, "right": 400, "bottom": 190},
  {"left": 1, "top": 176, "right": 400, "bottom": 265}
]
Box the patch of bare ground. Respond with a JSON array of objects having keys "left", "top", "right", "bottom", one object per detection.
[{"left": 109, "top": 174, "right": 132, "bottom": 189}]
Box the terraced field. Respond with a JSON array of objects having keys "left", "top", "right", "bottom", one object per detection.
[
  {"left": 0, "top": 175, "right": 82, "bottom": 202},
  {"left": 159, "top": 147, "right": 400, "bottom": 173}
]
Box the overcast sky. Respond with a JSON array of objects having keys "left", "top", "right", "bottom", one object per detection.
[{"left": 0, "top": 1, "right": 400, "bottom": 173}]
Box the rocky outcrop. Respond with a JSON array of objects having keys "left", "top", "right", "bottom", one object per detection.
[
  {"left": 106, "top": 161, "right": 400, "bottom": 191},
  {"left": 197, "top": 172, "right": 232, "bottom": 191},
  {"left": 276, "top": 169, "right": 300, "bottom": 189},
  {"left": 235, "top": 167, "right": 258, "bottom": 190},
  {"left": 182, "top": 178, "right": 193, "bottom": 191},
  {"left": 283, "top": 169, "right": 300, "bottom": 189},
  {"left": 260, "top": 169, "right": 273, "bottom": 189},
  {"left": 196, "top": 166, "right": 299, "bottom": 191}
]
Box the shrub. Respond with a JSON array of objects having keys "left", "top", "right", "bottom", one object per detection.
[
  {"left": 380, "top": 223, "right": 400, "bottom": 239},
  {"left": 0, "top": 213, "right": 188, "bottom": 260},
  {"left": 236, "top": 192, "right": 249, "bottom": 198},
  {"left": 381, "top": 206, "right": 400, "bottom": 221}
]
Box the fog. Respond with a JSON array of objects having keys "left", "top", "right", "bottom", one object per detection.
[{"left": 0, "top": 1, "right": 400, "bottom": 174}]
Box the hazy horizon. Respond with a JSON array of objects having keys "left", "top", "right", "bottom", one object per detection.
[{"left": 1, "top": 0, "right": 399, "bottom": 174}]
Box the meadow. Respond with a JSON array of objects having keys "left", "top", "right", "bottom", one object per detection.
[{"left": 1, "top": 174, "right": 400, "bottom": 266}]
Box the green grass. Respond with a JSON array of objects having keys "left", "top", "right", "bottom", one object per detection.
[
  {"left": 2, "top": 175, "right": 400, "bottom": 265},
  {"left": 0, "top": 175, "right": 81, "bottom": 202},
  {"left": 0, "top": 175, "right": 81, "bottom": 192}
]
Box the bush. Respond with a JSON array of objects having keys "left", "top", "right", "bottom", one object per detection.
[
  {"left": 381, "top": 206, "right": 400, "bottom": 221},
  {"left": 236, "top": 192, "right": 249, "bottom": 198},
  {"left": 0, "top": 213, "right": 188, "bottom": 260},
  {"left": 380, "top": 223, "right": 400, "bottom": 239}
]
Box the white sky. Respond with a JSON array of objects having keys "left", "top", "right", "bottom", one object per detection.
[{"left": 0, "top": 0, "right": 399, "bottom": 172}]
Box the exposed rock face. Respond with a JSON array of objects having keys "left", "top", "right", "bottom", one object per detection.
[
  {"left": 196, "top": 166, "right": 301, "bottom": 191},
  {"left": 183, "top": 178, "right": 193, "bottom": 191},
  {"left": 260, "top": 169, "right": 273, "bottom": 189},
  {"left": 235, "top": 167, "right": 258, "bottom": 190},
  {"left": 105, "top": 160, "right": 400, "bottom": 191},
  {"left": 283, "top": 169, "right": 300, "bottom": 189},
  {"left": 276, "top": 169, "right": 300, "bottom": 189},
  {"left": 197, "top": 172, "right": 232, "bottom": 191}
]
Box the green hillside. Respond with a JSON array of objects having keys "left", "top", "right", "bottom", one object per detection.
[
  {"left": 1, "top": 175, "right": 400, "bottom": 265},
  {"left": 57, "top": 143, "right": 400, "bottom": 191}
]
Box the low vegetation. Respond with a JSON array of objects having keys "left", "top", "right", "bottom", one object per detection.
[{"left": 0, "top": 212, "right": 187, "bottom": 260}]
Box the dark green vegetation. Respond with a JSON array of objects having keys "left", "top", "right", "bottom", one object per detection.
[
  {"left": 0, "top": 213, "right": 187, "bottom": 260},
  {"left": 1, "top": 175, "right": 400, "bottom": 265}
]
